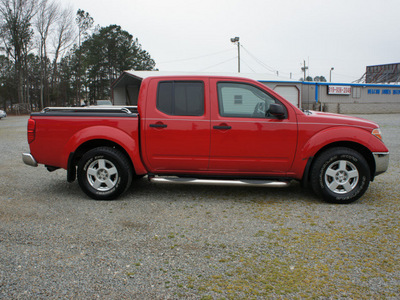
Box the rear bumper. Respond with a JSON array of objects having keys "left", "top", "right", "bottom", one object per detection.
[
  {"left": 373, "top": 152, "right": 389, "bottom": 176},
  {"left": 22, "top": 153, "right": 38, "bottom": 167}
]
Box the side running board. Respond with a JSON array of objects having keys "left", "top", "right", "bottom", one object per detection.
[{"left": 149, "top": 177, "right": 290, "bottom": 188}]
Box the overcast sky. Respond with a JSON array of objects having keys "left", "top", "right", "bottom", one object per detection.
[{"left": 68, "top": 0, "right": 400, "bottom": 83}]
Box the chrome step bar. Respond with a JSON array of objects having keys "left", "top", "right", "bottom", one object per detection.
[{"left": 149, "top": 177, "right": 290, "bottom": 188}]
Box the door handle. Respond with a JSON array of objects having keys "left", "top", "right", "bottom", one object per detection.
[
  {"left": 213, "top": 125, "right": 232, "bottom": 130},
  {"left": 150, "top": 123, "right": 167, "bottom": 128}
]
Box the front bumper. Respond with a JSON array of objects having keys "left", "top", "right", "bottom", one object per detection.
[
  {"left": 22, "top": 153, "right": 38, "bottom": 167},
  {"left": 373, "top": 152, "right": 389, "bottom": 176}
]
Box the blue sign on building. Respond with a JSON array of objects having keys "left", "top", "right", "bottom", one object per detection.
[
  {"left": 368, "top": 89, "right": 400, "bottom": 95},
  {"left": 368, "top": 89, "right": 380, "bottom": 95}
]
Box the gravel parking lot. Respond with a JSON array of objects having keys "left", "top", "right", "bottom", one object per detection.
[{"left": 0, "top": 114, "right": 399, "bottom": 299}]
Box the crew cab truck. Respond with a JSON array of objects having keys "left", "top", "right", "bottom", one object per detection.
[{"left": 22, "top": 75, "right": 389, "bottom": 204}]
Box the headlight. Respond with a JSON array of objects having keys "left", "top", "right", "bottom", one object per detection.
[{"left": 372, "top": 128, "right": 383, "bottom": 141}]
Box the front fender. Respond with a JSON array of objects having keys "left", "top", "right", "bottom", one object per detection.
[
  {"left": 300, "top": 126, "right": 387, "bottom": 158},
  {"left": 290, "top": 126, "right": 388, "bottom": 179},
  {"left": 63, "top": 125, "right": 147, "bottom": 174}
]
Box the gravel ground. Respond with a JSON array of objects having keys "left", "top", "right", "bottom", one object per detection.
[{"left": 0, "top": 114, "right": 399, "bottom": 299}]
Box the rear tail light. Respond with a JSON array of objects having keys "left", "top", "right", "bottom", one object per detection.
[{"left": 27, "top": 118, "right": 36, "bottom": 144}]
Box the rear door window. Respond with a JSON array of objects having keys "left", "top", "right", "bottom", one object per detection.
[{"left": 157, "top": 81, "right": 204, "bottom": 116}]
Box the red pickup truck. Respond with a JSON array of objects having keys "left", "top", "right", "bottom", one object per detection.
[{"left": 22, "top": 75, "right": 389, "bottom": 204}]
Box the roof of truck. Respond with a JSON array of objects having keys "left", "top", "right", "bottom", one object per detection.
[
  {"left": 126, "top": 70, "right": 292, "bottom": 81},
  {"left": 112, "top": 70, "right": 297, "bottom": 89}
]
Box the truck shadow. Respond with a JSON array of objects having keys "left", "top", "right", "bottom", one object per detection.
[{"left": 125, "top": 177, "right": 321, "bottom": 205}]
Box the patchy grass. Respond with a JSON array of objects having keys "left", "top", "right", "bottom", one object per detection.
[{"left": 179, "top": 196, "right": 400, "bottom": 298}]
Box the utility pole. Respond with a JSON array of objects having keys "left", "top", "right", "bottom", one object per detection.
[
  {"left": 301, "top": 60, "right": 308, "bottom": 81},
  {"left": 230, "top": 37, "right": 240, "bottom": 73}
]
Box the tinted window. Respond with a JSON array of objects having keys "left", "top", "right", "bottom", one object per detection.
[
  {"left": 217, "top": 82, "right": 284, "bottom": 118},
  {"left": 157, "top": 81, "right": 204, "bottom": 116}
]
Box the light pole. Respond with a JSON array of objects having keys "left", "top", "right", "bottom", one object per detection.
[
  {"left": 330, "top": 67, "right": 334, "bottom": 82},
  {"left": 230, "top": 37, "right": 240, "bottom": 73}
]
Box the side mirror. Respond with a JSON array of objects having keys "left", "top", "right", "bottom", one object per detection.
[{"left": 268, "top": 103, "right": 285, "bottom": 118}]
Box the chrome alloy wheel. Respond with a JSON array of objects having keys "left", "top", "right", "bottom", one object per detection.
[
  {"left": 324, "top": 160, "right": 359, "bottom": 194},
  {"left": 86, "top": 158, "right": 119, "bottom": 191}
]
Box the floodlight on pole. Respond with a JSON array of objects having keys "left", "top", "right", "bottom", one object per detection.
[
  {"left": 330, "top": 67, "right": 334, "bottom": 82},
  {"left": 230, "top": 37, "right": 240, "bottom": 73}
]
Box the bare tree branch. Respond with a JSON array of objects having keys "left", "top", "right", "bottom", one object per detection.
[{"left": 0, "top": 0, "right": 39, "bottom": 104}]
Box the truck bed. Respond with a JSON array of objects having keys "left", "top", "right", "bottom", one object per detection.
[{"left": 28, "top": 106, "right": 140, "bottom": 171}]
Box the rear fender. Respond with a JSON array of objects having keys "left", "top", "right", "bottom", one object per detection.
[{"left": 63, "top": 125, "right": 147, "bottom": 174}]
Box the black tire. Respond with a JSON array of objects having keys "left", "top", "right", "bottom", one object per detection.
[
  {"left": 310, "top": 147, "right": 370, "bottom": 204},
  {"left": 77, "top": 147, "right": 133, "bottom": 200}
]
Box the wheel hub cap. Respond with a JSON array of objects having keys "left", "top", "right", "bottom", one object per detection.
[
  {"left": 325, "top": 160, "right": 359, "bottom": 194},
  {"left": 87, "top": 158, "right": 119, "bottom": 192},
  {"left": 97, "top": 169, "right": 109, "bottom": 181},
  {"left": 335, "top": 171, "right": 348, "bottom": 183}
]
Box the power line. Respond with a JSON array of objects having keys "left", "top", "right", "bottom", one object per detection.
[
  {"left": 334, "top": 72, "right": 360, "bottom": 80},
  {"left": 240, "top": 58, "right": 257, "bottom": 73},
  {"left": 240, "top": 45, "right": 277, "bottom": 73},
  {"left": 157, "top": 48, "right": 234, "bottom": 65},
  {"left": 197, "top": 57, "right": 237, "bottom": 72}
]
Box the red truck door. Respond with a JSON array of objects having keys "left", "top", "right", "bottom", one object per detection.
[
  {"left": 209, "top": 79, "right": 297, "bottom": 175},
  {"left": 142, "top": 78, "right": 210, "bottom": 172}
]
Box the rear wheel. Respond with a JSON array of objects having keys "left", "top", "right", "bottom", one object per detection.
[
  {"left": 310, "top": 147, "right": 370, "bottom": 204},
  {"left": 77, "top": 147, "right": 132, "bottom": 200}
]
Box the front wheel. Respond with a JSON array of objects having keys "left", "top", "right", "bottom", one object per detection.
[
  {"left": 310, "top": 147, "right": 371, "bottom": 204},
  {"left": 77, "top": 147, "right": 133, "bottom": 200}
]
